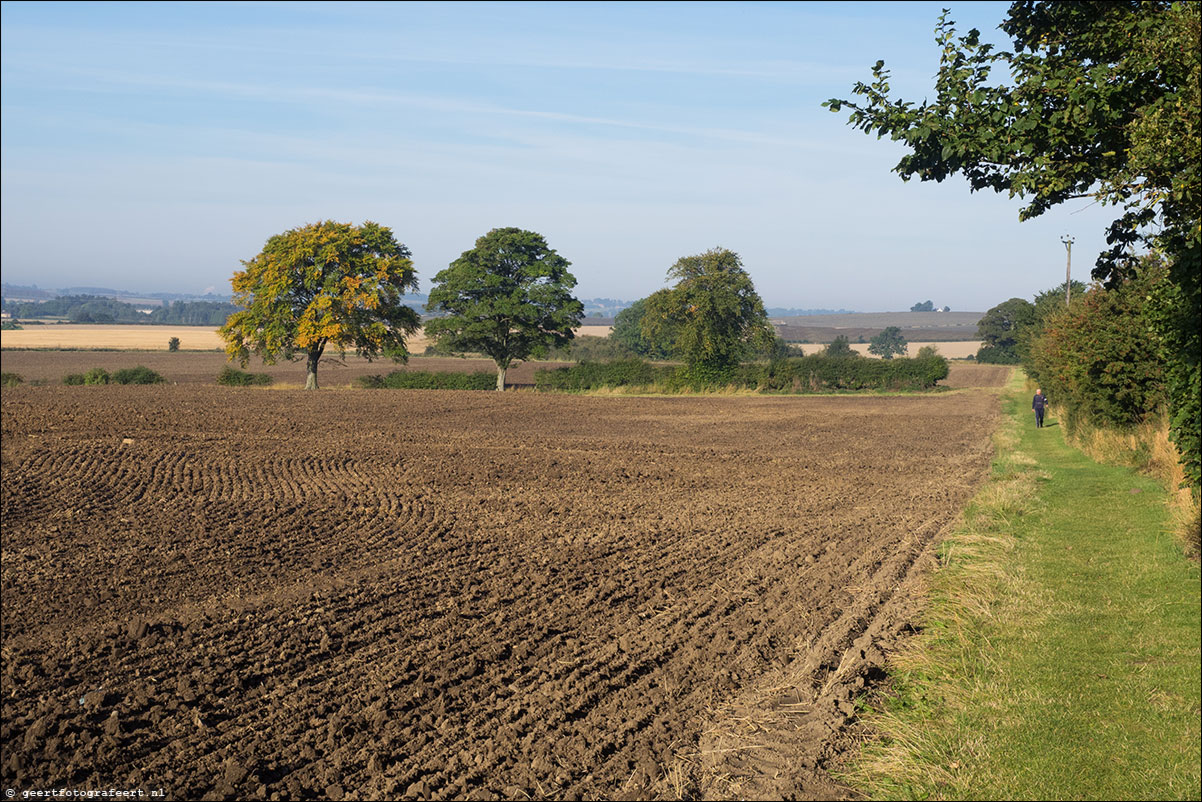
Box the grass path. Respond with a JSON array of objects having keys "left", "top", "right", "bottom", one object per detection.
[{"left": 848, "top": 373, "right": 1201, "bottom": 800}]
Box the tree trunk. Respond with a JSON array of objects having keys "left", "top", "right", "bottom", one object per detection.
[
  {"left": 305, "top": 347, "right": 322, "bottom": 390},
  {"left": 495, "top": 363, "right": 507, "bottom": 392}
]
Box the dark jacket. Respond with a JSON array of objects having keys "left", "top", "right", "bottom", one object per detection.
[{"left": 1032, "top": 393, "right": 1047, "bottom": 411}]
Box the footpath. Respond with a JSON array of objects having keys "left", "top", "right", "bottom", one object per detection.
[{"left": 850, "top": 374, "right": 1202, "bottom": 800}]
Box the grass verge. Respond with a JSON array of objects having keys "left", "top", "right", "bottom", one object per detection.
[{"left": 844, "top": 371, "right": 1202, "bottom": 800}]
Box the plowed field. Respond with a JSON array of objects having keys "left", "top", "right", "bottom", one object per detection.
[{"left": 1, "top": 379, "right": 1004, "bottom": 800}]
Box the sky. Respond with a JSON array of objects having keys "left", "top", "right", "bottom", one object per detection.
[{"left": 1, "top": 1, "right": 1123, "bottom": 312}]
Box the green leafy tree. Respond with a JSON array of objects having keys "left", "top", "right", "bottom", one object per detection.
[
  {"left": 219, "top": 221, "right": 419, "bottom": 390},
  {"left": 824, "top": 335, "right": 857, "bottom": 358},
  {"left": 424, "top": 227, "right": 583, "bottom": 391},
  {"left": 911, "top": 300, "right": 934, "bottom": 312},
  {"left": 976, "top": 298, "right": 1036, "bottom": 364},
  {"left": 1029, "top": 267, "right": 1169, "bottom": 431},
  {"left": 826, "top": 0, "right": 1199, "bottom": 491},
  {"left": 610, "top": 298, "right": 676, "bottom": 360},
  {"left": 868, "top": 326, "right": 908, "bottom": 359},
  {"left": 1020, "top": 279, "right": 1089, "bottom": 363},
  {"left": 641, "top": 248, "right": 773, "bottom": 384}
]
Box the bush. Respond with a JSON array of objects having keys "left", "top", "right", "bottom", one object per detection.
[
  {"left": 739, "top": 353, "right": 948, "bottom": 392},
  {"left": 534, "top": 359, "right": 676, "bottom": 391},
  {"left": 1, "top": 372, "right": 23, "bottom": 388},
  {"left": 534, "top": 354, "right": 950, "bottom": 393},
  {"left": 976, "top": 344, "right": 1023, "bottom": 364},
  {"left": 217, "top": 366, "right": 273, "bottom": 386},
  {"left": 1028, "top": 270, "right": 1168, "bottom": 433},
  {"left": 356, "top": 370, "right": 495, "bottom": 390},
  {"left": 113, "top": 366, "right": 166, "bottom": 385},
  {"left": 168, "top": 337, "right": 180, "bottom": 352},
  {"left": 543, "top": 335, "right": 640, "bottom": 362}
]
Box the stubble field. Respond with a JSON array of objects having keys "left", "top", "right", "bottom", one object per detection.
[{"left": 1, "top": 367, "right": 1005, "bottom": 800}]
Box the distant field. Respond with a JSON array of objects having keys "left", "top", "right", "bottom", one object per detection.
[
  {"left": 0, "top": 325, "right": 623, "bottom": 352},
  {"left": 771, "top": 311, "right": 985, "bottom": 328},
  {"left": 2, "top": 324, "right": 227, "bottom": 351},
  {"left": 796, "top": 341, "right": 982, "bottom": 359},
  {"left": 0, "top": 323, "right": 980, "bottom": 358},
  {"left": 0, "top": 324, "right": 438, "bottom": 352}
]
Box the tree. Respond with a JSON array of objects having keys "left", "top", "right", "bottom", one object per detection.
[
  {"left": 641, "top": 248, "right": 773, "bottom": 383},
  {"left": 1028, "top": 266, "right": 1169, "bottom": 431},
  {"left": 911, "top": 300, "right": 934, "bottom": 312},
  {"left": 424, "top": 227, "right": 583, "bottom": 391},
  {"left": 219, "top": 220, "right": 419, "bottom": 390},
  {"left": 976, "top": 298, "right": 1036, "bottom": 364},
  {"left": 824, "top": 335, "right": 857, "bottom": 358},
  {"left": 868, "top": 326, "right": 908, "bottom": 359},
  {"left": 610, "top": 298, "right": 676, "bottom": 360},
  {"left": 826, "top": 1, "right": 1199, "bottom": 491}
]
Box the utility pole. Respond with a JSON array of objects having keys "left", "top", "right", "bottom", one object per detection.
[{"left": 1061, "top": 235, "right": 1075, "bottom": 306}]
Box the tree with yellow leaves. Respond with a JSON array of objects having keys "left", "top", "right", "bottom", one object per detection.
[{"left": 219, "top": 221, "right": 420, "bottom": 389}]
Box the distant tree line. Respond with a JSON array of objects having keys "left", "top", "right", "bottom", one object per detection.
[{"left": 1, "top": 295, "right": 241, "bottom": 325}]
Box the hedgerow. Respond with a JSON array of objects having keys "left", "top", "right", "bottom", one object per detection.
[
  {"left": 534, "top": 354, "right": 949, "bottom": 393},
  {"left": 356, "top": 370, "right": 495, "bottom": 390}
]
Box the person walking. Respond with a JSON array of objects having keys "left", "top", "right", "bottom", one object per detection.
[{"left": 1032, "top": 388, "right": 1048, "bottom": 428}]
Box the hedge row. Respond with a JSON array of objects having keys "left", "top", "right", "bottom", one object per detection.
[
  {"left": 534, "top": 354, "right": 949, "bottom": 393},
  {"left": 534, "top": 359, "right": 674, "bottom": 391},
  {"left": 356, "top": 370, "right": 496, "bottom": 390},
  {"left": 63, "top": 366, "right": 165, "bottom": 386},
  {"left": 743, "top": 354, "right": 949, "bottom": 392}
]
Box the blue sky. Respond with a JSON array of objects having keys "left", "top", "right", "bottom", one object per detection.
[{"left": 2, "top": 1, "right": 1121, "bottom": 311}]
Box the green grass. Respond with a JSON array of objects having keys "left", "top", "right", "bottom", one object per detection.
[{"left": 847, "top": 372, "right": 1202, "bottom": 800}]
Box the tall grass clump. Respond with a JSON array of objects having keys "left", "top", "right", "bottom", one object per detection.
[
  {"left": 1, "top": 372, "right": 23, "bottom": 388},
  {"left": 356, "top": 370, "right": 495, "bottom": 390}
]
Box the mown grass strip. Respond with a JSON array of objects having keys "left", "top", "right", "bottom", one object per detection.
[{"left": 846, "top": 371, "right": 1202, "bottom": 800}]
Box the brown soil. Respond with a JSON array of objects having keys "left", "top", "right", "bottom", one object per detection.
[{"left": 1, "top": 375, "right": 1005, "bottom": 800}]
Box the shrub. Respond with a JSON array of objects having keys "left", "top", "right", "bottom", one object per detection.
[
  {"left": 534, "top": 354, "right": 950, "bottom": 393},
  {"left": 63, "top": 373, "right": 85, "bottom": 386},
  {"left": 356, "top": 370, "right": 495, "bottom": 390},
  {"left": 739, "top": 353, "right": 948, "bottom": 392},
  {"left": 84, "top": 368, "right": 111, "bottom": 385},
  {"left": 112, "top": 366, "right": 166, "bottom": 385},
  {"left": 1, "top": 372, "right": 23, "bottom": 388},
  {"left": 1028, "top": 271, "right": 1168, "bottom": 433},
  {"left": 534, "top": 359, "right": 675, "bottom": 391},
  {"left": 217, "top": 366, "right": 273, "bottom": 386},
  {"left": 168, "top": 337, "right": 180, "bottom": 352}
]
